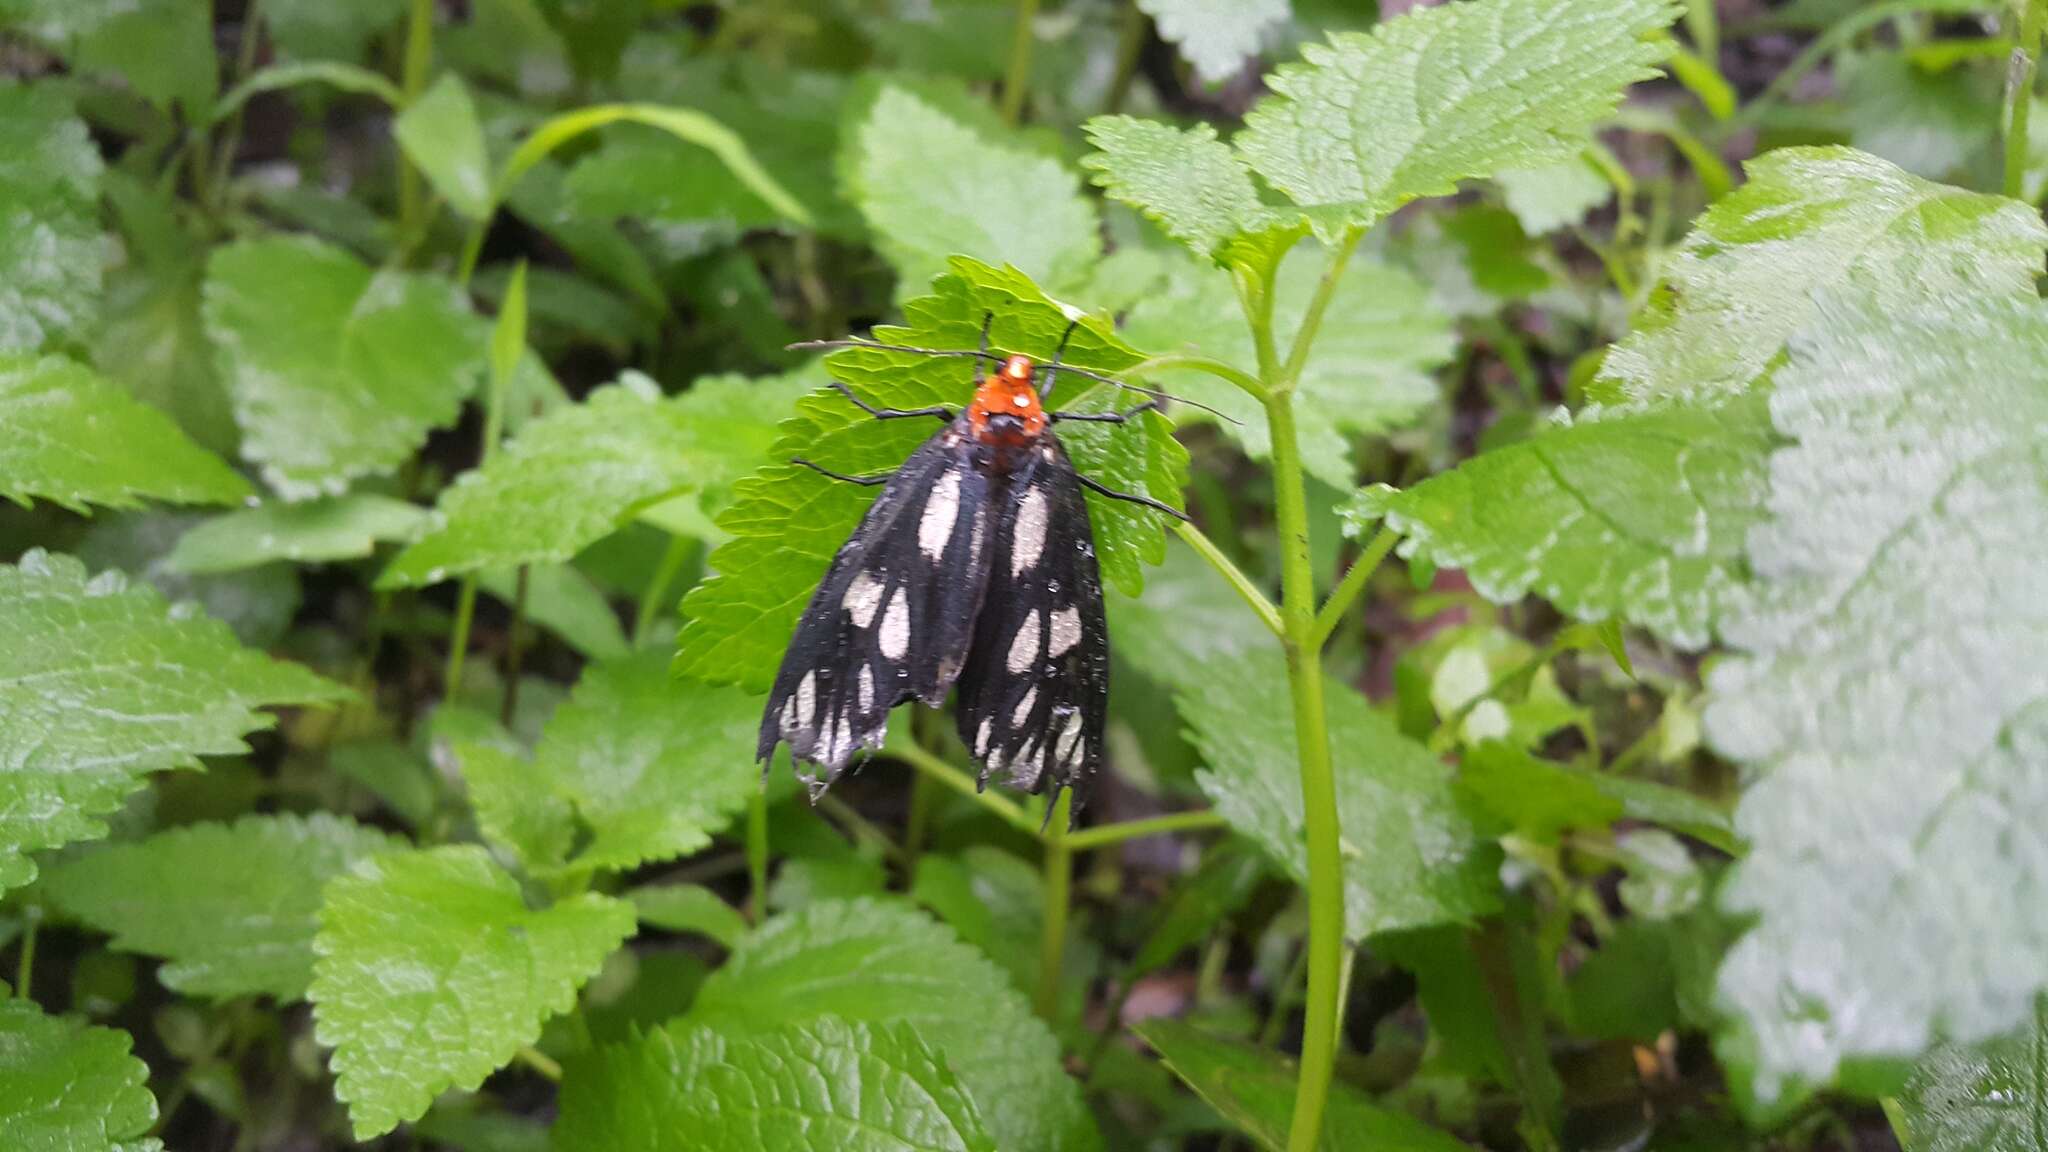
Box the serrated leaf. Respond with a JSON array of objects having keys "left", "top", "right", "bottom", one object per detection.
[
  {"left": 848, "top": 86, "right": 1101, "bottom": 298},
  {"left": 0, "top": 550, "right": 346, "bottom": 894},
  {"left": 204, "top": 235, "right": 487, "bottom": 499},
  {"left": 910, "top": 846, "right": 1046, "bottom": 994},
  {"left": 263, "top": 0, "right": 407, "bottom": 60},
  {"left": 1137, "top": 0, "right": 1289, "bottom": 82},
  {"left": 76, "top": 510, "right": 303, "bottom": 649},
  {"left": 685, "top": 898, "right": 1100, "bottom": 1152},
  {"left": 1082, "top": 116, "right": 1283, "bottom": 260},
  {"left": 1593, "top": 147, "right": 2048, "bottom": 406},
  {"left": 1704, "top": 286, "right": 2048, "bottom": 1116},
  {"left": 0, "top": 84, "right": 104, "bottom": 354},
  {"left": 1235, "top": 0, "right": 1676, "bottom": 239},
  {"left": 1898, "top": 997, "right": 2048, "bottom": 1152},
  {"left": 394, "top": 74, "right": 493, "bottom": 220},
  {"left": 1495, "top": 157, "right": 1613, "bottom": 234},
  {"left": 555, "top": 1017, "right": 998, "bottom": 1152},
  {"left": 451, "top": 738, "right": 576, "bottom": 873},
  {"left": 676, "top": 258, "right": 1186, "bottom": 693},
  {"left": 1346, "top": 395, "right": 1773, "bottom": 649},
  {"left": 628, "top": 883, "right": 748, "bottom": 947},
  {"left": 0, "top": 1001, "right": 160, "bottom": 1152},
  {"left": 381, "top": 369, "right": 811, "bottom": 588},
  {"left": 11, "top": 0, "right": 213, "bottom": 115},
  {"left": 475, "top": 564, "right": 628, "bottom": 661},
  {"left": 534, "top": 649, "right": 760, "bottom": 872},
  {"left": 166, "top": 494, "right": 429, "bottom": 574},
  {"left": 1126, "top": 250, "right": 1451, "bottom": 493},
  {"left": 41, "top": 813, "right": 405, "bottom": 1000},
  {"left": 310, "top": 845, "right": 636, "bottom": 1138},
  {"left": 0, "top": 355, "right": 252, "bottom": 513},
  {"left": 1139, "top": 1019, "right": 1472, "bottom": 1152},
  {"left": 1110, "top": 553, "right": 1500, "bottom": 938}
]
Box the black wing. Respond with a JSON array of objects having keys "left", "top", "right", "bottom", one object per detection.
[
  {"left": 954, "top": 433, "right": 1109, "bottom": 814},
  {"left": 760, "top": 424, "right": 996, "bottom": 786}
]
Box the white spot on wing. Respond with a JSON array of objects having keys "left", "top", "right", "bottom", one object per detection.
[
  {"left": 919, "top": 470, "right": 961, "bottom": 560},
  {"left": 879, "top": 588, "right": 910, "bottom": 660},
  {"left": 858, "top": 665, "right": 874, "bottom": 713},
  {"left": 843, "top": 571, "right": 885, "bottom": 627},
  {"left": 795, "top": 671, "right": 816, "bottom": 728},
  {"left": 1011, "top": 488, "right": 1048, "bottom": 575},
  {"left": 1012, "top": 686, "right": 1038, "bottom": 727},
  {"left": 968, "top": 503, "right": 987, "bottom": 569},
  {"left": 1047, "top": 605, "right": 1082, "bottom": 658},
  {"left": 1055, "top": 711, "right": 1085, "bottom": 764},
  {"left": 781, "top": 693, "right": 798, "bottom": 732},
  {"left": 1006, "top": 609, "right": 1041, "bottom": 673},
  {"left": 976, "top": 717, "right": 993, "bottom": 756}
]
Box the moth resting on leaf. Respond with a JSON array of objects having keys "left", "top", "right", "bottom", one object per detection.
[{"left": 757, "top": 317, "right": 1186, "bottom": 821}]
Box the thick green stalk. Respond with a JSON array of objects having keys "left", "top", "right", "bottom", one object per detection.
[
  {"left": 889, "top": 736, "right": 1039, "bottom": 836},
  {"left": 1064, "top": 809, "right": 1227, "bottom": 851},
  {"left": 1000, "top": 0, "right": 1042, "bottom": 124},
  {"left": 633, "top": 533, "right": 696, "bottom": 646},
  {"left": 1311, "top": 527, "right": 1397, "bottom": 649},
  {"left": 396, "top": 0, "right": 434, "bottom": 237},
  {"left": 1175, "top": 522, "right": 1282, "bottom": 635},
  {"left": 1035, "top": 790, "right": 1073, "bottom": 1018},
  {"left": 2005, "top": 0, "right": 2048, "bottom": 199},
  {"left": 13, "top": 905, "right": 39, "bottom": 998}
]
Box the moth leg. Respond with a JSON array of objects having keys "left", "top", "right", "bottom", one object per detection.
[
  {"left": 831, "top": 381, "right": 953, "bottom": 422},
  {"left": 793, "top": 457, "right": 895, "bottom": 486},
  {"left": 978, "top": 311, "right": 993, "bottom": 356},
  {"left": 1076, "top": 472, "right": 1190, "bottom": 521},
  {"left": 1038, "top": 318, "right": 1081, "bottom": 399},
  {"left": 1049, "top": 398, "right": 1160, "bottom": 424}
]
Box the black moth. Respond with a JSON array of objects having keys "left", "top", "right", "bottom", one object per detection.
[{"left": 757, "top": 315, "right": 1184, "bottom": 821}]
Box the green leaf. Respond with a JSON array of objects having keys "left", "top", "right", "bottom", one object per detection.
[
  {"left": 848, "top": 86, "right": 1101, "bottom": 298},
  {"left": 76, "top": 511, "right": 302, "bottom": 649},
  {"left": 555, "top": 1017, "right": 998, "bottom": 1152},
  {"left": 1455, "top": 741, "right": 1622, "bottom": 840},
  {"left": 0, "top": 84, "right": 104, "bottom": 354},
  {"left": 1131, "top": 843, "right": 1267, "bottom": 977},
  {"left": 1703, "top": 285, "right": 2048, "bottom": 1116},
  {"left": 475, "top": 564, "right": 628, "bottom": 661},
  {"left": 676, "top": 259, "right": 1186, "bottom": 692},
  {"left": 450, "top": 738, "right": 576, "bottom": 873},
  {"left": 1136, "top": 0, "right": 1289, "bottom": 82},
  {"left": 1898, "top": 997, "right": 2048, "bottom": 1152},
  {"left": 910, "top": 846, "right": 1046, "bottom": 993},
  {"left": 1592, "top": 147, "right": 2048, "bottom": 407},
  {"left": 1138, "top": 1019, "right": 1472, "bottom": 1152},
  {"left": 1495, "top": 157, "right": 1613, "bottom": 235},
  {"left": 1110, "top": 553, "right": 1500, "bottom": 938},
  {"left": 0, "top": 550, "right": 345, "bottom": 894},
  {"left": 381, "top": 369, "right": 811, "bottom": 588},
  {"left": 1837, "top": 51, "right": 1997, "bottom": 180},
  {"left": 1082, "top": 117, "right": 1284, "bottom": 261},
  {"left": 685, "top": 898, "right": 1099, "bottom": 1152},
  {"left": 394, "top": 75, "right": 493, "bottom": 221},
  {"left": 1236, "top": 0, "right": 1676, "bottom": 239},
  {"left": 41, "top": 813, "right": 404, "bottom": 1000},
  {"left": 12, "top": 0, "right": 214, "bottom": 114},
  {"left": 255, "top": 0, "right": 406, "bottom": 60},
  {"left": 166, "top": 495, "right": 429, "bottom": 574},
  {"left": 533, "top": 649, "right": 760, "bottom": 872},
  {"left": 1125, "top": 251, "right": 1451, "bottom": 489},
  {"left": 628, "top": 883, "right": 748, "bottom": 947},
  {"left": 204, "top": 235, "right": 487, "bottom": 499},
  {"left": 0, "top": 355, "right": 253, "bottom": 513},
  {"left": 310, "top": 845, "right": 636, "bottom": 1138},
  {"left": 1345, "top": 395, "right": 1774, "bottom": 649},
  {"left": 330, "top": 741, "right": 438, "bottom": 829},
  {"left": 0, "top": 1001, "right": 160, "bottom": 1151}
]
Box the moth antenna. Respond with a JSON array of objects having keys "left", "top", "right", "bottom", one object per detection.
[{"left": 787, "top": 337, "right": 1003, "bottom": 363}]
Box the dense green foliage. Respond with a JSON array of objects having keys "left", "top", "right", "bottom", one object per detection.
[{"left": 0, "top": 1, "right": 2044, "bottom": 1150}]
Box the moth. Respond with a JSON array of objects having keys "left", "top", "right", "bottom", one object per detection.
[{"left": 756, "top": 316, "right": 1186, "bottom": 818}]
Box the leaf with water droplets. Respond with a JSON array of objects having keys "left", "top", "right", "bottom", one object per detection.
[
  {"left": 0, "top": 1001, "right": 160, "bottom": 1152},
  {"left": 0, "top": 83, "right": 104, "bottom": 354}
]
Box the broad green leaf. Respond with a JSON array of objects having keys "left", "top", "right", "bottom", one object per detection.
[
  {"left": 254, "top": 0, "right": 406, "bottom": 60},
  {"left": 1082, "top": 116, "right": 1284, "bottom": 261},
  {"left": 1345, "top": 395, "right": 1773, "bottom": 648},
  {"left": 686, "top": 898, "right": 1100, "bottom": 1152},
  {"left": 1495, "top": 157, "right": 1613, "bottom": 234},
  {"left": 0, "top": 355, "right": 252, "bottom": 513},
  {"left": 330, "top": 741, "right": 438, "bottom": 829},
  {"left": 848, "top": 86, "right": 1101, "bottom": 298},
  {"left": 910, "top": 846, "right": 1046, "bottom": 993},
  {"left": 1592, "top": 148, "right": 2048, "bottom": 406},
  {"left": 1235, "top": 0, "right": 1676, "bottom": 239},
  {"left": 1111, "top": 553, "right": 1500, "bottom": 938},
  {"left": 555, "top": 1017, "right": 997, "bottom": 1152},
  {"left": 380, "top": 369, "right": 811, "bottom": 588},
  {"left": 1139, "top": 1019, "right": 1471, "bottom": 1152},
  {"left": 1456, "top": 742, "right": 1730, "bottom": 850},
  {"left": 534, "top": 649, "right": 759, "bottom": 872},
  {"left": 11, "top": 0, "right": 213, "bottom": 114},
  {"left": 311, "top": 845, "right": 635, "bottom": 1138},
  {"left": 0, "top": 1001, "right": 160, "bottom": 1151},
  {"left": 1837, "top": 51, "right": 1996, "bottom": 180},
  {"left": 676, "top": 259, "right": 1186, "bottom": 692},
  {"left": 41, "top": 813, "right": 404, "bottom": 1000},
  {"left": 166, "top": 495, "right": 429, "bottom": 574},
  {"left": 1898, "top": 998, "right": 2048, "bottom": 1152},
  {"left": 1706, "top": 287, "right": 2048, "bottom": 1116},
  {"left": 1124, "top": 251, "right": 1451, "bottom": 489},
  {"left": 0, "top": 550, "right": 345, "bottom": 894},
  {"left": 476, "top": 564, "right": 629, "bottom": 661},
  {"left": 204, "top": 236, "right": 485, "bottom": 499},
  {"left": 628, "top": 883, "right": 747, "bottom": 947},
  {"left": 0, "top": 84, "right": 104, "bottom": 354},
  {"left": 1137, "top": 0, "right": 1289, "bottom": 81},
  {"left": 76, "top": 511, "right": 302, "bottom": 649},
  {"left": 394, "top": 75, "right": 493, "bottom": 220},
  {"left": 451, "top": 739, "right": 576, "bottom": 873}
]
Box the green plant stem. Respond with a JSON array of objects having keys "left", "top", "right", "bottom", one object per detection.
[
  {"left": 904, "top": 770, "right": 935, "bottom": 868},
  {"left": 745, "top": 789, "right": 770, "bottom": 923},
  {"left": 888, "top": 736, "right": 1041, "bottom": 836},
  {"left": 206, "top": 0, "right": 267, "bottom": 212},
  {"left": 1000, "top": 0, "right": 1041, "bottom": 124},
  {"left": 396, "top": 0, "right": 434, "bottom": 238},
  {"left": 2005, "top": 0, "right": 2048, "bottom": 199},
  {"left": 634, "top": 533, "right": 695, "bottom": 646},
  {"left": 1104, "top": 0, "right": 1146, "bottom": 115},
  {"left": 1035, "top": 790, "right": 1073, "bottom": 1019},
  {"left": 1063, "top": 809, "right": 1228, "bottom": 851},
  {"left": 1732, "top": 0, "right": 2000, "bottom": 131},
  {"left": 514, "top": 1044, "right": 562, "bottom": 1082},
  {"left": 13, "top": 906, "right": 39, "bottom": 998},
  {"left": 1122, "top": 353, "right": 1269, "bottom": 401},
  {"left": 1277, "top": 227, "right": 1362, "bottom": 388},
  {"left": 1175, "top": 522, "right": 1282, "bottom": 635},
  {"left": 443, "top": 582, "right": 481, "bottom": 700},
  {"left": 500, "top": 565, "right": 530, "bottom": 725},
  {"left": 1311, "top": 527, "right": 1397, "bottom": 649},
  {"left": 817, "top": 793, "right": 906, "bottom": 864}
]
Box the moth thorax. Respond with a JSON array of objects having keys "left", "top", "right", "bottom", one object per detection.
[{"left": 968, "top": 356, "right": 1046, "bottom": 447}]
